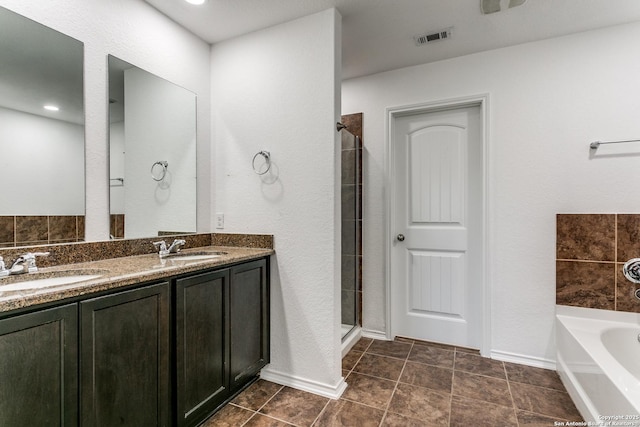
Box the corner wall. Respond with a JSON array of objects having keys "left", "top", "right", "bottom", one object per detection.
[
  {"left": 342, "top": 21, "right": 640, "bottom": 366},
  {"left": 211, "top": 9, "right": 345, "bottom": 396}
]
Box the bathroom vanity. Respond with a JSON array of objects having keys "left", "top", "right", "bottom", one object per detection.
[{"left": 0, "top": 242, "right": 271, "bottom": 427}]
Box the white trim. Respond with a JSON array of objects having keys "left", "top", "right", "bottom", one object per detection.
[
  {"left": 384, "top": 94, "right": 492, "bottom": 356},
  {"left": 361, "top": 328, "right": 390, "bottom": 341},
  {"left": 490, "top": 349, "right": 556, "bottom": 370},
  {"left": 259, "top": 367, "right": 348, "bottom": 400}
]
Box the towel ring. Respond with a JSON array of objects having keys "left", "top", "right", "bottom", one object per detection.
[
  {"left": 252, "top": 151, "right": 271, "bottom": 175},
  {"left": 151, "top": 161, "right": 168, "bottom": 181}
]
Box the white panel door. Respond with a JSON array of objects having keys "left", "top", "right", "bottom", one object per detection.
[{"left": 391, "top": 106, "right": 482, "bottom": 348}]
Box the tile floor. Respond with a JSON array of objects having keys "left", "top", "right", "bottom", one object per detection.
[{"left": 203, "top": 337, "right": 583, "bottom": 426}]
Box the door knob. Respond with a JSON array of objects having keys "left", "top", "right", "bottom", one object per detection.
[{"left": 396, "top": 234, "right": 405, "bottom": 242}]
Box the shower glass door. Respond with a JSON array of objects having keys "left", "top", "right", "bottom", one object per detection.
[{"left": 341, "top": 129, "right": 361, "bottom": 340}]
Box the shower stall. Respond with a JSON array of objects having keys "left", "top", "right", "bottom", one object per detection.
[{"left": 338, "top": 116, "right": 363, "bottom": 341}]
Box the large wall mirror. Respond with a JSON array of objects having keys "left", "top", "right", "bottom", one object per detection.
[
  {"left": 108, "top": 55, "right": 197, "bottom": 240},
  {"left": 0, "top": 6, "right": 85, "bottom": 247}
]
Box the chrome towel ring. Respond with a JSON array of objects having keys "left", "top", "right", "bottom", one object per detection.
[
  {"left": 151, "top": 161, "right": 168, "bottom": 181},
  {"left": 252, "top": 151, "right": 271, "bottom": 175}
]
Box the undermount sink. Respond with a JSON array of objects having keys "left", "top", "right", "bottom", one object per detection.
[
  {"left": 0, "top": 269, "right": 107, "bottom": 292},
  {"left": 163, "top": 251, "right": 227, "bottom": 262}
]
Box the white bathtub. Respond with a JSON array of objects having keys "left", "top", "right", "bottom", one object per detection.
[{"left": 556, "top": 305, "right": 640, "bottom": 423}]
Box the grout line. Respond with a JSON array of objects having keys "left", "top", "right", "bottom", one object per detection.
[
  {"left": 449, "top": 348, "right": 457, "bottom": 426},
  {"left": 238, "top": 383, "right": 285, "bottom": 427},
  {"left": 377, "top": 340, "right": 413, "bottom": 427},
  {"left": 502, "top": 359, "right": 521, "bottom": 427},
  {"left": 614, "top": 214, "right": 618, "bottom": 311},
  {"left": 556, "top": 258, "right": 617, "bottom": 264},
  {"left": 310, "top": 399, "right": 331, "bottom": 427}
]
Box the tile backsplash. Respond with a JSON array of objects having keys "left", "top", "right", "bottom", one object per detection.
[
  {"left": 0, "top": 215, "right": 85, "bottom": 247},
  {"left": 556, "top": 214, "right": 640, "bottom": 313}
]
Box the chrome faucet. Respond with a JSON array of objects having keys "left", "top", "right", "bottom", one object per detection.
[
  {"left": 0, "top": 257, "right": 8, "bottom": 277},
  {"left": 9, "top": 252, "right": 50, "bottom": 275},
  {"left": 153, "top": 239, "right": 186, "bottom": 258}
]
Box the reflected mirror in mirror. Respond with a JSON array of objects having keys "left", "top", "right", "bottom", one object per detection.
[
  {"left": 0, "top": 6, "right": 85, "bottom": 247},
  {"left": 108, "top": 56, "right": 197, "bottom": 240}
]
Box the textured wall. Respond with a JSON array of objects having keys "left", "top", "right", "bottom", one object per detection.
[
  {"left": 211, "top": 9, "right": 344, "bottom": 395},
  {"left": 0, "top": 0, "right": 211, "bottom": 241},
  {"left": 343, "top": 21, "right": 640, "bottom": 366}
]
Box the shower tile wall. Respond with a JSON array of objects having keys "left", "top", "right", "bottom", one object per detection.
[
  {"left": 110, "top": 214, "right": 125, "bottom": 239},
  {"left": 556, "top": 214, "right": 640, "bottom": 313},
  {"left": 0, "top": 215, "right": 85, "bottom": 247},
  {"left": 341, "top": 113, "right": 363, "bottom": 327}
]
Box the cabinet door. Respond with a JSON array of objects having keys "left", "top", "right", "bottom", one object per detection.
[
  {"left": 80, "top": 282, "right": 170, "bottom": 427},
  {"left": 0, "top": 304, "right": 78, "bottom": 427},
  {"left": 229, "top": 258, "right": 269, "bottom": 392},
  {"left": 175, "top": 269, "right": 229, "bottom": 427}
]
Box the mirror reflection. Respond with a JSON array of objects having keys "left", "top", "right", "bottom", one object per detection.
[
  {"left": 0, "top": 6, "right": 85, "bottom": 247},
  {"left": 108, "top": 56, "right": 197, "bottom": 239}
]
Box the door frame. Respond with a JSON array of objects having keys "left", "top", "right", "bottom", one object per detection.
[{"left": 384, "top": 94, "right": 491, "bottom": 356}]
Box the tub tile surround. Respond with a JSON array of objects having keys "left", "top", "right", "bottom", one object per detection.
[
  {"left": 556, "top": 214, "right": 640, "bottom": 313},
  {"left": 202, "top": 337, "right": 582, "bottom": 426}
]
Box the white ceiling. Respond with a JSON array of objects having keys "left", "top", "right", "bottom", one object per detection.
[{"left": 144, "top": 0, "right": 640, "bottom": 80}]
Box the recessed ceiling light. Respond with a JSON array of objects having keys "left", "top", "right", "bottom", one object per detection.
[
  {"left": 44, "top": 105, "right": 60, "bottom": 111},
  {"left": 184, "top": 0, "right": 206, "bottom": 5}
]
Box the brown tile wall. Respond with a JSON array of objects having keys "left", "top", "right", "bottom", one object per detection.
[
  {"left": 556, "top": 214, "right": 640, "bottom": 313},
  {"left": 0, "top": 215, "right": 85, "bottom": 247},
  {"left": 341, "top": 113, "right": 363, "bottom": 327},
  {"left": 110, "top": 214, "right": 125, "bottom": 239}
]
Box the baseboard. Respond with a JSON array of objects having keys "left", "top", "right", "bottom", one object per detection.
[
  {"left": 490, "top": 349, "right": 556, "bottom": 370},
  {"left": 361, "top": 329, "right": 389, "bottom": 341},
  {"left": 259, "top": 367, "right": 347, "bottom": 399}
]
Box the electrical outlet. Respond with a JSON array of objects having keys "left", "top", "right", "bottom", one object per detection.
[{"left": 215, "top": 213, "right": 224, "bottom": 229}]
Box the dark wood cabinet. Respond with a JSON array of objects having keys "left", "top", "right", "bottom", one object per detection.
[
  {"left": 175, "top": 258, "right": 270, "bottom": 425},
  {"left": 0, "top": 256, "right": 269, "bottom": 427},
  {"left": 80, "top": 282, "right": 170, "bottom": 427},
  {"left": 175, "top": 269, "right": 230, "bottom": 427},
  {"left": 229, "top": 259, "right": 269, "bottom": 393},
  {"left": 0, "top": 304, "right": 78, "bottom": 427}
]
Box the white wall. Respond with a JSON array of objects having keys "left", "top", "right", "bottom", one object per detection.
[
  {"left": 124, "top": 67, "right": 197, "bottom": 237},
  {"left": 342, "top": 22, "right": 640, "bottom": 365},
  {"left": 211, "top": 9, "right": 345, "bottom": 397},
  {"left": 0, "top": 0, "right": 211, "bottom": 240},
  {"left": 109, "top": 121, "right": 125, "bottom": 214},
  {"left": 0, "top": 107, "right": 84, "bottom": 215}
]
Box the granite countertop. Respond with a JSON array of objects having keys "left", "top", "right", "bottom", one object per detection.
[{"left": 0, "top": 245, "right": 274, "bottom": 313}]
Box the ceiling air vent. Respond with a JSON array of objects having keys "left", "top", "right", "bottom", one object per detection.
[{"left": 413, "top": 27, "right": 452, "bottom": 46}]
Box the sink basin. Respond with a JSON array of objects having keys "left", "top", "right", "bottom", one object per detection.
[
  {"left": 0, "top": 269, "right": 107, "bottom": 292},
  {"left": 163, "top": 251, "right": 227, "bottom": 262}
]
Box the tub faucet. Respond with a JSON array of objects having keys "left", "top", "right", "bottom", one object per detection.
[
  {"left": 9, "top": 252, "right": 50, "bottom": 274},
  {"left": 153, "top": 239, "right": 186, "bottom": 258}
]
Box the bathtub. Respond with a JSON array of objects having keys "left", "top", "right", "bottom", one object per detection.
[{"left": 556, "top": 305, "right": 640, "bottom": 423}]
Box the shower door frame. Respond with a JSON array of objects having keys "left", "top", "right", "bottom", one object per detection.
[{"left": 340, "top": 113, "right": 363, "bottom": 341}]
